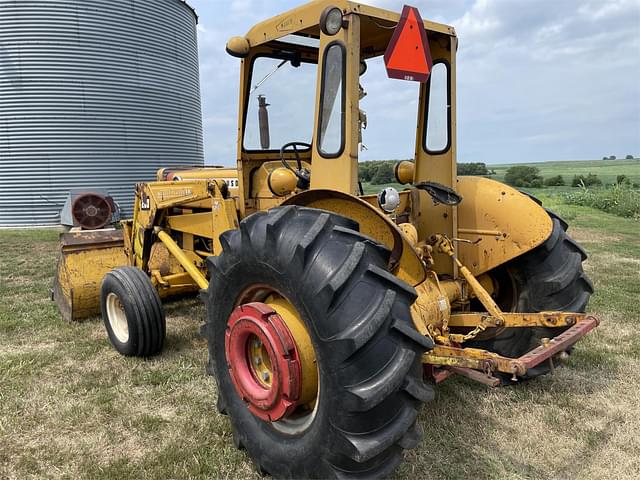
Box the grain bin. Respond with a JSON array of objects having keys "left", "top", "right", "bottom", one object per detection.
[{"left": 0, "top": 0, "right": 204, "bottom": 226}]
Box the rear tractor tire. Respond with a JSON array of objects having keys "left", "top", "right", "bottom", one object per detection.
[
  {"left": 201, "top": 206, "right": 434, "bottom": 479},
  {"left": 100, "top": 266, "right": 166, "bottom": 357},
  {"left": 468, "top": 211, "right": 593, "bottom": 382}
]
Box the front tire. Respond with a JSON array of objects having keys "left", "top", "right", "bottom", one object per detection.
[
  {"left": 100, "top": 266, "right": 166, "bottom": 357},
  {"left": 201, "top": 206, "right": 434, "bottom": 479}
]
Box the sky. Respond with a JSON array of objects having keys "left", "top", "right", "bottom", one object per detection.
[{"left": 187, "top": 0, "right": 640, "bottom": 165}]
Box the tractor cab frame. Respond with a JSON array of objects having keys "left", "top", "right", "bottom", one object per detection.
[{"left": 230, "top": 1, "right": 460, "bottom": 273}]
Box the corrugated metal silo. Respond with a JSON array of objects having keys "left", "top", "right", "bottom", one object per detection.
[{"left": 0, "top": 0, "right": 204, "bottom": 226}]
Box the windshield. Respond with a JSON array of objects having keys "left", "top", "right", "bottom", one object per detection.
[
  {"left": 318, "top": 42, "right": 345, "bottom": 157},
  {"left": 358, "top": 55, "right": 420, "bottom": 162},
  {"left": 243, "top": 57, "right": 317, "bottom": 151}
]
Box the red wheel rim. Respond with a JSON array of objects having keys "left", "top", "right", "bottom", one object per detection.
[{"left": 225, "top": 302, "right": 302, "bottom": 422}]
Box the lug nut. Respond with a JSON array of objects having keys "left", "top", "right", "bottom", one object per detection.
[
  {"left": 262, "top": 372, "right": 270, "bottom": 382},
  {"left": 254, "top": 357, "right": 261, "bottom": 366}
]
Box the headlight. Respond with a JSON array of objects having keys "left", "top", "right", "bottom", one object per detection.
[
  {"left": 320, "top": 6, "right": 344, "bottom": 36},
  {"left": 377, "top": 187, "right": 401, "bottom": 213}
]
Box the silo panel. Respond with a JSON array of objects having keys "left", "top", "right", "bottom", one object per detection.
[{"left": 0, "top": 0, "right": 204, "bottom": 226}]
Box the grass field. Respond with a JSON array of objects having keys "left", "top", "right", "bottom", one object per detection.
[
  {"left": 489, "top": 158, "right": 640, "bottom": 185},
  {"left": 1, "top": 192, "right": 639, "bottom": 479}
]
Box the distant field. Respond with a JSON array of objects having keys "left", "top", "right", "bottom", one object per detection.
[
  {"left": 489, "top": 158, "right": 640, "bottom": 185},
  {"left": 361, "top": 181, "right": 402, "bottom": 195},
  {"left": 361, "top": 158, "right": 640, "bottom": 195}
]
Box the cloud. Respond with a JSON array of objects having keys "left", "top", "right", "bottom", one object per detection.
[
  {"left": 188, "top": 0, "right": 640, "bottom": 165},
  {"left": 453, "top": 0, "right": 640, "bottom": 162},
  {"left": 230, "top": 0, "right": 253, "bottom": 15},
  {"left": 578, "top": 0, "right": 639, "bottom": 20}
]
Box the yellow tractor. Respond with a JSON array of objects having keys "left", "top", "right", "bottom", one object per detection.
[{"left": 53, "top": 2, "right": 598, "bottom": 477}]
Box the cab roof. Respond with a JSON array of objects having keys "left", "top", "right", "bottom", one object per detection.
[{"left": 244, "top": 0, "right": 456, "bottom": 56}]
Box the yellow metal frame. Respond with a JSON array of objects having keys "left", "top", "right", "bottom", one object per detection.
[
  {"left": 127, "top": 179, "right": 240, "bottom": 295},
  {"left": 448, "top": 312, "right": 580, "bottom": 329}
]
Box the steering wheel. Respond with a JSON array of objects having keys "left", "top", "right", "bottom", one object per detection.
[{"left": 279, "top": 142, "right": 312, "bottom": 188}]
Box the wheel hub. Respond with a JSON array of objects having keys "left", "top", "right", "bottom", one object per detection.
[
  {"left": 225, "top": 302, "right": 302, "bottom": 422},
  {"left": 106, "top": 292, "right": 129, "bottom": 343}
]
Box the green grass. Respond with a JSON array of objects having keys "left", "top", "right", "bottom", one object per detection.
[
  {"left": 361, "top": 180, "right": 403, "bottom": 195},
  {"left": 1, "top": 198, "right": 640, "bottom": 479},
  {"left": 562, "top": 184, "right": 640, "bottom": 219},
  {"left": 489, "top": 158, "right": 640, "bottom": 185}
]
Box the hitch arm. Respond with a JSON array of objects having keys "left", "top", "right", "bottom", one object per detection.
[{"left": 423, "top": 315, "right": 600, "bottom": 382}]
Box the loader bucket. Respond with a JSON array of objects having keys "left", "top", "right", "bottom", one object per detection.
[{"left": 53, "top": 229, "right": 127, "bottom": 321}]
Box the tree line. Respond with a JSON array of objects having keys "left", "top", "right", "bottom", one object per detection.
[
  {"left": 503, "top": 166, "right": 637, "bottom": 188},
  {"left": 602, "top": 155, "right": 636, "bottom": 160},
  {"left": 359, "top": 160, "right": 494, "bottom": 185}
]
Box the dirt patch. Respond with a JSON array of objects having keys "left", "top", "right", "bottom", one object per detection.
[
  {"left": 591, "top": 252, "right": 640, "bottom": 266},
  {"left": 569, "top": 227, "right": 622, "bottom": 244}
]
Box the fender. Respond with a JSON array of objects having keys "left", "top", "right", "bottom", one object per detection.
[
  {"left": 283, "top": 189, "right": 427, "bottom": 287},
  {"left": 456, "top": 176, "right": 553, "bottom": 276}
]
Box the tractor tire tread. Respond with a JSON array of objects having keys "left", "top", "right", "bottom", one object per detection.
[
  {"left": 337, "top": 403, "right": 418, "bottom": 462},
  {"left": 128, "top": 267, "right": 164, "bottom": 353},
  {"left": 101, "top": 266, "right": 165, "bottom": 357},
  {"left": 202, "top": 206, "right": 431, "bottom": 479}
]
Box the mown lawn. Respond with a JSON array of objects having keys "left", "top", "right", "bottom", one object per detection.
[{"left": 1, "top": 197, "right": 639, "bottom": 479}]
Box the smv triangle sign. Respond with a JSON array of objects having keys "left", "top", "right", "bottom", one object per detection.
[{"left": 384, "top": 5, "right": 433, "bottom": 82}]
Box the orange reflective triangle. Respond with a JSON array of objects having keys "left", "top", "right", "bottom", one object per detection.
[
  {"left": 386, "top": 9, "right": 428, "bottom": 72},
  {"left": 384, "top": 5, "right": 433, "bottom": 82}
]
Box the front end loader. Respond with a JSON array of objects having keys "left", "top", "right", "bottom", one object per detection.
[{"left": 53, "top": 2, "right": 598, "bottom": 477}]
